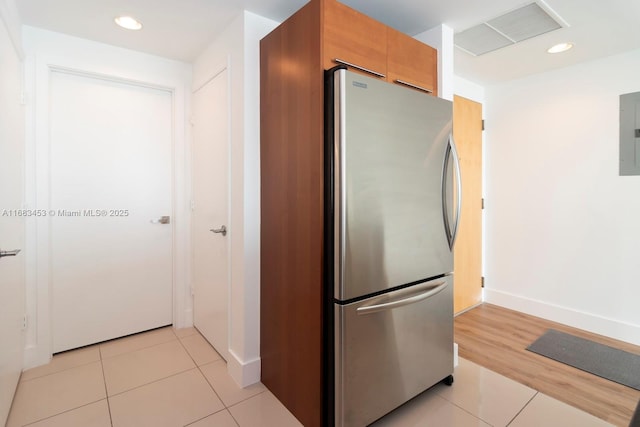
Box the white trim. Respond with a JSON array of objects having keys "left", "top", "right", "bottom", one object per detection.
[
  {"left": 23, "top": 53, "right": 190, "bottom": 368},
  {"left": 484, "top": 289, "right": 640, "bottom": 346},
  {"left": 227, "top": 348, "right": 261, "bottom": 387},
  {"left": 0, "top": 0, "right": 23, "bottom": 59}
]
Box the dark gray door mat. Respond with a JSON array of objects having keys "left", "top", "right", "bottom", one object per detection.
[{"left": 526, "top": 329, "right": 640, "bottom": 391}]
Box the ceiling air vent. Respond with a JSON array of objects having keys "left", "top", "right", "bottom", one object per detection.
[{"left": 455, "top": 2, "right": 567, "bottom": 56}]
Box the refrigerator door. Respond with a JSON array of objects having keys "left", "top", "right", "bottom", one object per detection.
[
  {"left": 334, "top": 275, "right": 454, "bottom": 427},
  {"left": 333, "top": 69, "right": 454, "bottom": 301}
]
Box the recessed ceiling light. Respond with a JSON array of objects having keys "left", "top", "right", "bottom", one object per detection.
[
  {"left": 547, "top": 42, "right": 573, "bottom": 54},
  {"left": 114, "top": 16, "right": 143, "bottom": 31}
]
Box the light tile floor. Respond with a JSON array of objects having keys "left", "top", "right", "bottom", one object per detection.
[{"left": 7, "top": 327, "right": 613, "bottom": 427}]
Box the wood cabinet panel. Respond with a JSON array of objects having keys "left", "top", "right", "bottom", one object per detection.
[
  {"left": 322, "top": 0, "right": 387, "bottom": 77},
  {"left": 260, "top": 1, "right": 440, "bottom": 425},
  {"left": 260, "top": 2, "right": 324, "bottom": 426},
  {"left": 387, "top": 27, "right": 438, "bottom": 95}
]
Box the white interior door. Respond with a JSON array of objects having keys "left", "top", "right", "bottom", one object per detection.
[
  {"left": 50, "top": 70, "right": 173, "bottom": 353},
  {"left": 0, "top": 30, "right": 25, "bottom": 424},
  {"left": 192, "top": 69, "right": 230, "bottom": 360}
]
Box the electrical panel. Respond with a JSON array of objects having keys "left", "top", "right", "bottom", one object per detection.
[{"left": 620, "top": 91, "right": 640, "bottom": 176}]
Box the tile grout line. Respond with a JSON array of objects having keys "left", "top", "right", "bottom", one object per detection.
[
  {"left": 10, "top": 359, "right": 108, "bottom": 427},
  {"left": 173, "top": 328, "right": 241, "bottom": 427},
  {"left": 182, "top": 332, "right": 268, "bottom": 410},
  {"left": 98, "top": 346, "right": 115, "bottom": 427},
  {"left": 226, "top": 407, "right": 242, "bottom": 427},
  {"left": 505, "top": 391, "right": 538, "bottom": 427},
  {"left": 16, "top": 328, "right": 194, "bottom": 427},
  {"left": 176, "top": 331, "right": 227, "bottom": 407},
  {"left": 106, "top": 366, "right": 198, "bottom": 398},
  {"left": 226, "top": 389, "right": 269, "bottom": 410},
  {"left": 19, "top": 398, "right": 108, "bottom": 427},
  {"left": 20, "top": 355, "right": 101, "bottom": 383},
  {"left": 4, "top": 372, "right": 23, "bottom": 425},
  {"left": 175, "top": 328, "right": 266, "bottom": 424},
  {"left": 173, "top": 331, "right": 232, "bottom": 425},
  {"left": 100, "top": 332, "right": 179, "bottom": 360},
  {"left": 181, "top": 408, "right": 238, "bottom": 427},
  {"left": 100, "top": 329, "right": 211, "bottom": 399},
  {"left": 431, "top": 392, "right": 492, "bottom": 425},
  {"left": 174, "top": 327, "right": 198, "bottom": 340}
]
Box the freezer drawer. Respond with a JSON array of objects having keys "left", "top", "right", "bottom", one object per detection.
[{"left": 334, "top": 275, "right": 453, "bottom": 427}]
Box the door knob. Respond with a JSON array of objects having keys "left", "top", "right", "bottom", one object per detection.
[
  {"left": 210, "top": 225, "right": 227, "bottom": 236},
  {"left": 150, "top": 216, "right": 171, "bottom": 224},
  {"left": 0, "top": 249, "right": 21, "bottom": 258}
]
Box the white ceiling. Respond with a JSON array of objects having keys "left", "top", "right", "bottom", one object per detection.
[{"left": 16, "top": 0, "right": 640, "bottom": 85}]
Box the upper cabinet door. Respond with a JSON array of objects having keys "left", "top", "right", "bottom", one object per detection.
[
  {"left": 387, "top": 28, "right": 438, "bottom": 96},
  {"left": 323, "top": 0, "right": 387, "bottom": 78}
]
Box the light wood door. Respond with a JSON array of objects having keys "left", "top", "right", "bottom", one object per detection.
[
  {"left": 453, "top": 95, "right": 483, "bottom": 313},
  {"left": 50, "top": 71, "right": 173, "bottom": 352},
  {"left": 192, "top": 69, "right": 230, "bottom": 361}
]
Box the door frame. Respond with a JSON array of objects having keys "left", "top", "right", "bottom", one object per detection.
[{"left": 23, "top": 52, "right": 191, "bottom": 369}]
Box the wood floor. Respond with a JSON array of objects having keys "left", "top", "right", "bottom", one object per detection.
[{"left": 454, "top": 303, "right": 640, "bottom": 427}]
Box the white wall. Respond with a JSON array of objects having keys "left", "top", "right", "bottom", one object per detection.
[
  {"left": 22, "top": 26, "right": 192, "bottom": 368},
  {"left": 454, "top": 75, "right": 485, "bottom": 104},
  {"left": 484, "top": 48, "right": 640, "bottom": 345},
  {"left": 192, "top": 11, "right": 277, "bottom": 387}
]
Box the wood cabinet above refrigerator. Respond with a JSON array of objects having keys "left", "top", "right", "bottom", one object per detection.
[
  {"left": 322, "top": 0, "right": 438, "bottom": 94},
  {"left": 387, "top": 27, "right": 438, "bottom": 94},
  {"left": 260, "top": 1, "right": 440, "bottom": 426}
]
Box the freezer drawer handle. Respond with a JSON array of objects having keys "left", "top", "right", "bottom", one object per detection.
[{"left": 356, "top": 282, "right": 447, "bottom": 315}]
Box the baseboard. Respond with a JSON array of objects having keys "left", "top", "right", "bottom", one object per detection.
[
  {"left": 174, "top": 309, "right": 193, "bottom": 329},
  {"left": 484, "top": 289, "right": 640, "bottom": 346},
  {"left": 227, "top": 349, "right": 261, "bottom": 388},
  {"left": 23, "top": 344, "right": 50, "bottom": 371}
]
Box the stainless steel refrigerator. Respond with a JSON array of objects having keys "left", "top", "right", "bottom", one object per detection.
[{"left": 324, "top": 67, "right": 460, "bottom": 426}]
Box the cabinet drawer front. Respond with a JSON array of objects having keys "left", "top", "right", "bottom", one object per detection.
[
  {"left": 387, "top": 28, "right": 437, "bottom": 95},
  {"left": 323, "top": 0, "right": 387, "bottom": 77}
]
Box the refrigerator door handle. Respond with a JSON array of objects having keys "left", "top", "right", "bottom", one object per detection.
[
  {"left": 356, "top": 282, "right": 447, "bottom": 315},
  {"left": 450, "top": 134, "right": 462, "bottom": 249},
  {"left": 442, "top": 135, "right": 462, "bottom": 250}
]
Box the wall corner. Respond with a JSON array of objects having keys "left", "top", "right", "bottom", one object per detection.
[
  {"left": 414, "top": 24, "right": 454, "bottom": 101},
  {"left": 0, "top": 0, "right": 24, "bottom": 58}
]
